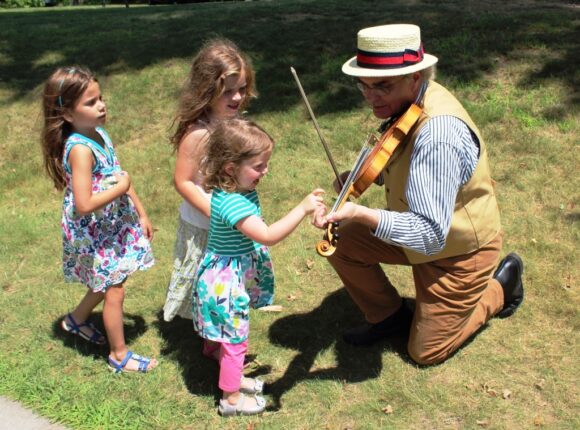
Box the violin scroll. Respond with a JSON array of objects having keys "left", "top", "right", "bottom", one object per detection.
[{"left": 316, "top": 222, "right": 339, "bottom": 257}]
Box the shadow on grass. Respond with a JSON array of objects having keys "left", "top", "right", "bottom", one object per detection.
[
  {"left": 154, "top": 312, "right": 214, "bottom": 399},
  {"left": 0, "top": 1, "right": 577, "bottom": 118},
  {"left": 266, "top": 288, "right": 410, "bottom": 411},
  {"left": 152, "top": 289, "right": 404, "bottom": 409},
  {"left": 151, "top": 288, "right": 496, "bottom": 409},
  {"left": 154, "top": 311, "right": 276, "bottom": 402},
  {"left": 50, "top": 312, "right": 147, "bottom": 361},
  {"left": 267, "top": 291, "right": 501, "bottom": 408}
]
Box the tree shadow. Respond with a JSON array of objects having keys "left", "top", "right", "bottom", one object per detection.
[
  {"left": 266, "top": 288, "right": 411, "bottom": 411},
  {"left": 50, "top": 311, "right": 147, "bottom": 360},
  {"left": 0, "top": 1, "right": 577, "bottom": 120}
]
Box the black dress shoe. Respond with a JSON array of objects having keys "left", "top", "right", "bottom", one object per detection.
[
  {"left": 343, "top": 301, "right": 413, "bottom": 346},
  {"left": 493, "top": 253, "right": 524, "bottom": 318}
]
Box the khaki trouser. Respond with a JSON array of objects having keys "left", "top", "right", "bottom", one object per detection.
[{"left": 327, "top": 222, "right": 504, "bottom": 365}]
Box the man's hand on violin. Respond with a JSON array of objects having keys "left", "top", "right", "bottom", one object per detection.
[
  {"left": 311, "top": 202, "right": 356, "bottom": 229},
  {"left": 320, "top": 202, "right": 381, "bottom": 230},
  {"left": 326, "top": 202, "right": 359, "bottom": 224}
]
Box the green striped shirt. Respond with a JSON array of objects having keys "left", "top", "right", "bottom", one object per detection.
[{"left": 206, "top": 188, "right": 261, "bottom": 256}]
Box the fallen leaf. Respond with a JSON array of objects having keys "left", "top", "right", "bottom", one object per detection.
[
  {"left": 243, "top": 357, "right": 261, "bottom": 369},
  {"left": 482, "top": 383, "right": 498, "bottom": 397},
  {"left": 534, "top": 379, "right": 546, "bottom": 390},
  {"left": 258, "top": 305, "right": 283, "bottom": 312},
  {"left": 443, "top": 416, "right": 461, "bottom": 426},
  {"left": 502, "top": 389, "right": 512, "bottom": 399},
  {"left": 563, "top": 273, "right": 572, "bottom": 290},
  {"left": 533, "top": 415, "right": 544, "bottom": 426},
  {"left": 382, "top": 404, "right": 393, "bottom": 414},
  {"left": 476, "top": 419, "right": 488, "bottom": 427},
  {"left": 305, "top": 258, "right": 315, "bottom": 270},
  {"left": 2, "top": 284, "right": 16, "bottom": 293}
]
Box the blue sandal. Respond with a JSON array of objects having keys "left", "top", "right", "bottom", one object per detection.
[
  {"left": 61, "top": 313, "right": 106, "bottom": 345},
  {"left": 108, "top": 351, "right": 156, "bottom": 374}
]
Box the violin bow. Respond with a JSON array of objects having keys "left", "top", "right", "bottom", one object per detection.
[
  {"left": 290, "top": 67, "right": 344, "bottom": 188},
  {"left": 329, "top": 144, "right": 370, "bottom": 212}
]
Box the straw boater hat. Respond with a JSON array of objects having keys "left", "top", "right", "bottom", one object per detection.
[{"left": 342, "top": 24, "right": 438, "bottom": 77}]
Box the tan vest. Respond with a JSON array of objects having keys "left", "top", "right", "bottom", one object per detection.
[{"left": 384, "top": 81, "right": 501, "bottom": 264}]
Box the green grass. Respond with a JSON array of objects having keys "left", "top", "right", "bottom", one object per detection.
[{"left": 1, "top": 0, "right": 579, "bottom": 428}]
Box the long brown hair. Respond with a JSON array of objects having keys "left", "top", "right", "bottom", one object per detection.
[
  {"left": 171, "top": 38, "right": 257, "bottom": 151},
  {"left": 201, "top": 118, "right": 274, "bottom": 193},
  {"left": 40, "top": 66, "right": 96, "bottom": 190}
]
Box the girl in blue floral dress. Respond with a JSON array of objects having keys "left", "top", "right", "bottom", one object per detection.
[
  {"left": 194, "top": 118, "right": 325, "bottom": 416},
  {"left": 41, "top": 66, "right": 157, "bottom": 373}
]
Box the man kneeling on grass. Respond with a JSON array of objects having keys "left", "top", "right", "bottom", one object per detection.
[{"left": 314, "top": 23, "right": 524, "bottom": 365}]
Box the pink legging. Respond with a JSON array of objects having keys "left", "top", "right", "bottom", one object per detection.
[{"left": 204, "top": 339, "right": 248, "bottom": 392}]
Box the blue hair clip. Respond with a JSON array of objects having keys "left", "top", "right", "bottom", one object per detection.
[{"left": 57, "top": 67, "right": 76, "bottom": 108}]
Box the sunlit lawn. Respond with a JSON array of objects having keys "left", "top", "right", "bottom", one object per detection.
[{"left": 0, "top": 0, "right": 578, "bottom": 428}]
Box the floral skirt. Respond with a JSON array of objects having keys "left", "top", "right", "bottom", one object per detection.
[
  {"left": 62, "top": 195, "right": 154, "bottom": 292},
  {"left": 163, "top": 217, "right": 208, "bottom": 321},
  {"left": 192, "top": 247, "right": 274, "bottom": 344}
]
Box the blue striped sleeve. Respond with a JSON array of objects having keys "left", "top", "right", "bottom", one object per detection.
[{"left": 373, "top": 115, "right": 479, "bottom": 255}]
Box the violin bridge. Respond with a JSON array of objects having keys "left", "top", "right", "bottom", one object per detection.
[{"left": 365, "top": 133, "right": 378, "bottom": 148}]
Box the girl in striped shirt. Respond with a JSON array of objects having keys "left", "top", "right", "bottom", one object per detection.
[
  {"left": 164, "top": 39, "right": 257, "bottom": 322},
  {"left": 194, "top": 118, "right": 325, "bottom": 416}
]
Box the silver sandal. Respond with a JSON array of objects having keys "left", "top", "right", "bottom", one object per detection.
[
  {"left": 240, "top": 376, "right": 264, "bottom": 395},
  {"left": 218, "top": 393, "right": 266, "bottom": 417}
]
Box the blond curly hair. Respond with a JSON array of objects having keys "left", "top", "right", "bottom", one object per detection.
[{"left": 201, "top": 118, "right": 274, "bottom": 193}]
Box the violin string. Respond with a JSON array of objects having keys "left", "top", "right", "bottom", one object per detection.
[{"left": 331, "top": 145, "right": 371, "bottom": 212}]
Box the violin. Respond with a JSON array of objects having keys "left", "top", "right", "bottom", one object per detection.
[
  {"left": 290, "top": 66, "right": 423, "bottom": 257},
  {"left": 316, "top": 103, "right": 423, "bottom": 257}
]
